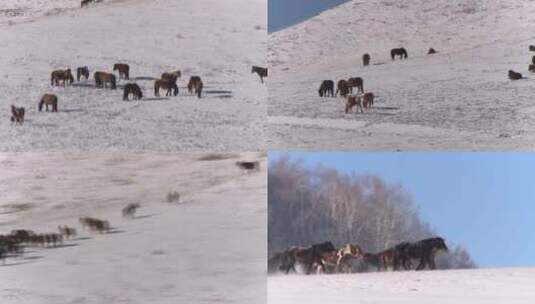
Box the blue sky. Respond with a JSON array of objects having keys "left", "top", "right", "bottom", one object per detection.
[
  {"left": 268, "top": 152, "right": 535, "bottom": 268},
  {"left": 268, "top": 0, "right": 348, "bottom": 33}
]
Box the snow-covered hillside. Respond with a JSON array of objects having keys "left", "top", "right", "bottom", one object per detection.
[
  {"left": 269, "top": 268, "right": 535, "bottom": 304},
  {"left": 0, "top": 0, "right": 266, "bottom": 151},
  {"left": 268, "top": 0, "right": 535, "bottom": 149},
  {"left": 0, "top": 152, "right": 266, "bottom": 304}
]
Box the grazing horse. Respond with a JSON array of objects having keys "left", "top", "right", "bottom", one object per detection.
[
  {"left": 362, "top": 92, "right": 374, "bottom": 109},
  {"left": 113, "top": 63, "right": 130, "bottom": 80},
  {"left": 161, "top": 71, "right": 181, "bottom": 83},
  {"left": 427, "top": 48, "right": 437, "bottom": 54},
  {"left": 347, "top": 77, "right": 364, "bottom": 93},
  {"left": 391, "top": 48, "right": 408, "bottom": 60},
  {"left": 252, "top": 66, "right": 268, "bottom": 83},
  {"left": 362, "top": 53, "right": 370, "bottom": 66},
  {"left": 77, "top": 66, "right": 90, "bottom": 81},
  {"left": 187, "top": 76, "right": 203, "bottom": 98},
  {"left": 403, "top": 237, "right": 448, "bottom": 270},
  {"left": 336, "top": 79, "right": 350, "bottom": 98},
  {"left": 154, "top": 79, "right": 178, "bottom": 97},
  {"left": 94, "top": 71, "right": 117, "bottom": 89},
  {"left": 38, "top": 94, "right": 58, "bottom": 112},
  {"left": 123, "top": 83, "right": 143, "bottom": 101},
  {"left": 508, "top": 70, "right": 522, "bottom": 80},
  {"left": 318, "top": 80, "right": 334, "bottom": 97},
  {"left": 122, "top": 203, "right": 140, "bottom": 218},
  {"left": 345, "top": 95, "right": 363, "bottom": 114},
  {"left": 10, "top": 105, "right": 25, "bottom": 125},
  {"left": 51, "top": 69, "right": 74, "bottom": 86}
]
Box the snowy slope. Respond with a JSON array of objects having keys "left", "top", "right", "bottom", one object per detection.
[
  {"left": 268, "top": 0, "right": 535, "bottom": 150},
  {"left": 269, "top": 268, "right": 535, "bottom": 304},
  {"left": 0, "top": 0, "right": 266, "bottom": 151},
  {"left": 0, "top": 152, "right": 266, "bottom": 304}
]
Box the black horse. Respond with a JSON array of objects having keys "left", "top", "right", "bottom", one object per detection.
[
  {"left": 391, "top": 48, "right": 408, "bottom": 60},
  {"left": 318, "top": 80, "right": 334, "bottom": 97},
  {"left": 273, "top": 241, "right": 336, "bottom": 274},
  {"left": 402, "top": 237, "right": 448, "bottom": 270},
  {"left": 123, "top": 83, "right": 143, "bottom": 101},
  {"left": 508, "top": 70, "right": 522, "bottom": 80}
]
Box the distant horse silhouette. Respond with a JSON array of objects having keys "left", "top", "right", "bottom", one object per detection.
[
  {"left": 508, "top": 70, "right": 522, "bottom": 80},
  {"left": 187, "top": 76, "right": 203, "bottom": 98},
  {"left": 81, "top": 0, "right": 101, "bottom": 7},
  {"left": 113, "top": 63, "right": 130, "bottom": 80},
  {"left": 391, "top": 48, "right": 408, "bottom": 60},
  {"left": 336, "top": 79, "right": 350, "bottom": 98},
  {"left": 154, "top": 79, "right": 178, "bottom": 97},
  {"left": 38, "top": 94, "right": 58, "bottom": 112},
  {"left": 347, "top": 77, "right": 364, "bottom": 93},
  {"left": 51, "top": 69, "right": 74, "bottom": 86},
  {"left": 252, "top": 66, "right": 267, "bottom": 83},
  {"left": 10, "top": 105, "right": 25, "bottom": 125},
  {"left": 123, "top": 83, "right": 143, "bottom": 101},
  {"left": 94, "top": 71, "right": 117, "bottom": 89},
  {"left": 318, "top": 80, "right": 334, "bottom": 97},
  {"left": 77, "top": 66, "right": 89, "bottom": 81},
  {"left": 345, "top": 95, "right": 363, "bottom": 114},
  {"left": 362, "top": 53, "right": 370, "bottom": 66},
  {"left": 427, "top": 48, "right": 437, "bottom": 54},
  {"left": 122, "top": 203, "right": 140, "bottom": 218}
]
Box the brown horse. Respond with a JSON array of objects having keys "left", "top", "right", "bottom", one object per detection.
[
  {"left": 362, "top": 53, "right": 370, "bottom": 66},
  {"left": 77, "top": 66, "right": 89, "bottom": 81},
  {"left": 79, "top": 217, "right": 110, "bottom": 233},
  {"left": 391, "top": 48, "right": 408, "bottom": 60},
  {"left": 187, "top": 76, "right": 203, "bottom": 98},
  {"left": 252, "top": 66, "right": 267, "bottom": 83},
  {"left": 38, "top": 94, "right": 58, "bottom": 112},
  {"left": 336, "top": 79, "right": 350, "bottom": 98},
  {"left": 347, "top": 77, "right": 364, "bottom": 93},
  {"left": 94, "top": 71, "right": 117, "bottom": 89},
  {"left": 10, "top": 105, "right": 25, "bottom": 125},
  {"left": 428, "top": 48, "right": 437, "bottom": 54},
  {"left": 362, "top": 92, "right": 374, "bottom": 109},
  {"left": 345, "top": 95, "right": 363, "bottom": 114},
  {"left": 123, "top": 83, "right": 143, "bottom": 101},
  {"left": 51, "top": 69, "right": 74, "bottom": 86},
  {"left": 113, "top": 63, "right": 130, "bottom": 80},
  {"left": 122, "top": 203, "right": 140, "bottom": 218},
  {"left": 508, "top": 70, "right": 522, "bottom": 80},
  {"left": 318, "top": 80, "right": 334, "bottom": 97},
  {"left": 154, "top": 79, "right": 178, "bottom": 97},
  {"left": 161, "top": 70, "right": 181, "bottom": 83}
]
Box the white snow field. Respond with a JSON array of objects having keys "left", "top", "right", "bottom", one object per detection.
[
  {"left": 268, "top": 0, "right": 535, "bottom": 150},
  {"left": 269, "top": 268, "right": 535, "bottom": 304},
  {"left": 0, "top": 152, "right": 266, "bottom": 304},
  {"left": 0, "top": 0, "right": 266, "bottom": 151}
]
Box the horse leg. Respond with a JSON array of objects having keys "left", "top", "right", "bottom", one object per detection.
[
  {"left": 427, "top": 254, "right": 436, "bottom": 270},
  {"left": 416, "top": 256, "right": 426, "bottom": 271}
]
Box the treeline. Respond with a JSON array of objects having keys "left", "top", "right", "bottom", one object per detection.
[{"left": 268, "top": 156, "right": 476, "bottom": 270}]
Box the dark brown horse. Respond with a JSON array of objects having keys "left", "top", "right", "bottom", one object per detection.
[
  {"left": 362, "top": 53, "right": 370, "bottom": 66},
  {"left": 94, "top": 71, "right": 117, "bottom": 89},
  {"left": 51, "top": 69, "right": 74, "bottom": 86},
  {"left": 345, "top": 95, "right": 363, "bottom": 114},
  {"left": 187, "top": 76, "right": 203, "bottom": 98},
  {"left": 154, "top": 79, "right": 178, "bottom": 97},
  {"left": 38, "top": 94, "right": 58, "bottom": 112},
  {"left": 252, "top": 66, "right": 267, "bottom": 83},
  {"left": 81, "top": 0, "right": 100, "bottom": 7},
  {"left": 161, "top": 71, "right": 181, "bottom": 83},
  {"left": 10, "top": 105, "right": 25, "bottom": 125},
  {"left": 391, "top": 48, "right": 408, "bottom": 60},
  {"left": 427, "top": 48, "right": 437, "bottom": 54},
  {"left": 402, "top": 237, "right": 448, "bottom": 270},
  {"left": 336, "top": 79, "right": 350, "bottom": 98},
  {"left": 508, "top": 70, "right": 522, "bottom": 80},
  {"left": 362, "top": 92, "right": 374, "bottom": 109},
  {"left": 347, "top": 77, "right": 364, "bottom": 93},
  {"left": 77, "top": 66, "right": 89, "bottom": 81},
  {"left": 113, "top": 63, "right": 130, "bottom": 80},
  {"left": 318, "top": 80, "right": 334, "bottom": 97},
  {"left": 123, "top": 83, "right": 143, "bottom": 101}
]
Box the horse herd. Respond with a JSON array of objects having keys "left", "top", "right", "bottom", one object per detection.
[
  {"left": 268, "top": 237, "right": 448, "bottom": 275},
  {"left": 0, "top": 203, "right": 142, "bottom": 265}
]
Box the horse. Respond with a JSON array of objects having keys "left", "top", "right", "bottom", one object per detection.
[
  {"left": 38, "top": 94, "right": 58, "bottom": 112},
  {"left": 81, "top": 0, "right": 100, "bottom": 7},
  {"left": 276, "top": 241, "right": 336, "bottom": 275},
  {"left": 123, "top": 83, "right": 143, "bottom": 101},
  {"left": 362, "top": 53, "right": 370, "bottom": 66},
  {"left": 79, "top": 217, "right": 110, "bottom": 233},
  {"left": 336, "top": 79, "right": 350, "bottom": 98},
  {"left": 77, "top": 66, "right": 89, "bottom": 81},
  {"left": 402, "top": 237, "right": 448, "bottom": 270},
  {"left": 113, "top": 63, "right": 130, "bottom": 80},
  {"left": 51, "top": 69, "right": 74, "bottom": 86},
  {"left": 235, "top": 161, "right": 260, "bottom": 171},
  {"left": 427, "top": 48, "right": 437, "bottom": 54},
  {"left": 362, "top": 92, "right": 374, "bottom": 109},
  {"left": 251, "top": 66, "right": 267, "bottom": 83},
  {"left": 94, "top": 71, "right": 117, "bottom": 89},
  {"left": 530, "top": 45, "right": 535, "bottom": 52},
  {"left": 154, "top": 79, "right": 178, "bottom": 97},
  {"left": 10, "top": 105, "right": 25, "bottom": 125},
  {"left": 161, "top": 71, "right": 181, "bottom": 83},
  {"left": 508, "top": 70, "right": 522, "bottom": 80},
  {"left": 391, "top": 48, "right": 408, "bottom": 60},
  {"left": 122, "top": 203, "right": 140, "bottom": 218},
  {"left": 345, "top": 95, "right": 363, "bottom": 114},
  {"left": 318, "top": 80, "right": 334, "bottom": 97},
  {"left": 187, "top": 76, "right": 203, "bottom": 98},
  {"left": 347, "top": 77, "right": 364, "bottom": 93}
]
